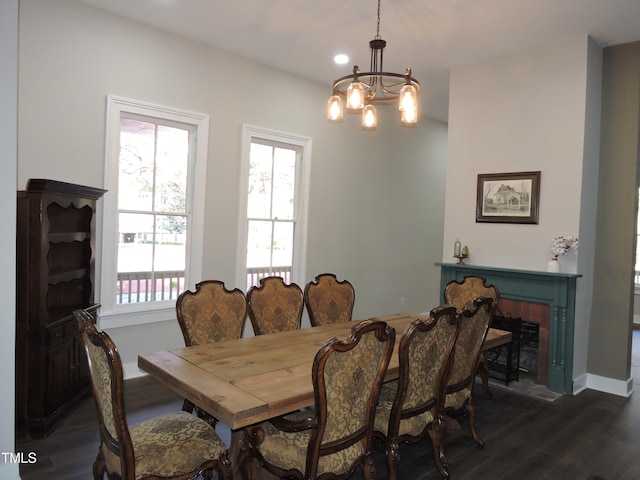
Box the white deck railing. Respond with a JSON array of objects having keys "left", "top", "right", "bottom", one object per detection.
[
  {"left": 246, "top": 266, "right": 292, "bottom": 290},
  {"left": 116, "top": 270, "right": 185, "bottom": 304},
  {"left": 116, "top": 266, "right": 293, "bottom": 303}
]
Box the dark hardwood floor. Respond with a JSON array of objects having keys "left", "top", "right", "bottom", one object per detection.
[{"left": 16, "top": 330, "right": 640, "bottom": 480}]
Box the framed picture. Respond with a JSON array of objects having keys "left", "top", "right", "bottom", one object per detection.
[{"left": 476, "top": 171, "right": 541, "bottom": 224}]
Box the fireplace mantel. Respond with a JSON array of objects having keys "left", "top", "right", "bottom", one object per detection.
[{"left": 437, "top": 263, "right": 581, "bottom": 394}]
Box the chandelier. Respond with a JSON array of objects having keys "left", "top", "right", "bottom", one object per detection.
[{"left": 327, "top": 0, "right": 420, "bottom": 130}]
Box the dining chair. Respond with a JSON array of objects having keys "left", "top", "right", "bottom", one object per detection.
[
  {"left": 443, "top": 275, "right": 501, "bottom": 397},
  {"left": 443, "top": 275, "right": 500, "bottom": 310},
  {"left": 176, "top": 279, "right": 247, "bottom": 345},
  {"left": 246, "top": 275, "right": 304, "bottom": 335},
  {"left": 238, "top": 319, "right": 396, "bottom": 480},
  {"left": 304, "top": 273, "right": 355, "bottom": 327},
  {"left": 73, "top": 308, "right": 233, "bottom": 480},
  {"left": 373, "top": 305, "right": 459, "bottom": 479},
  {"left": 176, "top": 279, "right": 247, "bottom": 426},
  {"left": 442, "top": 296, "right": 495, "bottom": 453}
]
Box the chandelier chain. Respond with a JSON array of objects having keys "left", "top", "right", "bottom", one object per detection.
[{"left": 376, "top": 0, "right": 382, "bottom": 40}]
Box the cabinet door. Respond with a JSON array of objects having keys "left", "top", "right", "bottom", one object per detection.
[
  {"left": 74, "top": 337, "right": 90, "bottom": 394},
  {"left": 44, "top": 340, "right": 75, "bottom": 415}
]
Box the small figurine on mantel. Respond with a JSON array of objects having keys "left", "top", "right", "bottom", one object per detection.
[{"left": 453, "top": 242, "right": 469, "bottom": 265}]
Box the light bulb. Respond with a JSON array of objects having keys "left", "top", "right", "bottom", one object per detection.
[
  {"left": 327, "top": 95, "right": 343, "bottom": 122},
  {"left": 401, "top": 107, "right": 418, "bottom": 126},
  {"left": 362, "top": 104, "right": 377, "bottom": 130},
  {"left": 399, "top": 84, "right": 417, "bottom": 112},
  {"left": 346, "top": 82, "right": 365, "bottom": 110}
]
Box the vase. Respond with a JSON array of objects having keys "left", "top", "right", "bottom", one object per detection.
[{"left": 547, "top": 257, "right": 560, "bottom": 272}]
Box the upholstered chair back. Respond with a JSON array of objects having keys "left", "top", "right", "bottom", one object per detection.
[
  {"left": 247, "top": 276, "right": 304, "bottom": 335},
  {"left": 446, "top": 296, "right": 495, "bottom": 400},
  {"left": 74, "top": 308, "right": 135, "bottom": 477},
  {"left": 443, "top": 275, "right": 500, "bottom": 310},
  {"left": 304, "top": 273, "right": 355, "bottom": 327},
  {"left": 394, "top": 305, "right": 458, "bottom": 427},
  {"left": 307, "top": 320, "right": 395, "bottom": 476},
  {"left": 373, "top": 306, "right": 459, "bottom": 479},
  {"left": 239, "top": 320, "right": 395, "bottom": 479},
  {"left": 442, "top": 296, "right": 495, "bottom": 450},
  {"left": 176, "top": 279, "right": 247, "bottom": 345}
]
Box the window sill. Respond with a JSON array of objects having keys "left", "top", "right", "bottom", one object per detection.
[{"left": 98, "top": 304, "right": 176, "bottom": 329}]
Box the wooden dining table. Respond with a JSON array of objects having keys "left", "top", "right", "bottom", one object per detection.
[{"left": 138, "top": 312, "right": 510, "bottom": 477}]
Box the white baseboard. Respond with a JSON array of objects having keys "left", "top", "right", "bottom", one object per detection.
[
  {"left": 574, "top": 373, "right": 633, "bottom": 397},
  {"left": 572, "top": 373, "right": 588, "bottom": 394}
]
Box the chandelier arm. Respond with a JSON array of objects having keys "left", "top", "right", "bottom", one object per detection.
[{"left": 332, "top": 72, "right": 419, "bottom": 95}]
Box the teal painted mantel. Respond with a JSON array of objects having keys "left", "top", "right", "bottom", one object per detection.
[{"left": 437, "top": 263, "right": 581, "bottom": 394}]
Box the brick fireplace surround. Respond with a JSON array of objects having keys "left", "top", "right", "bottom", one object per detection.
[
  {"left": 498, "top": 298, "right": 549, "bottom": 385},
  {"left": 438, "top": 263, "right": 581, "bottom": 394}
]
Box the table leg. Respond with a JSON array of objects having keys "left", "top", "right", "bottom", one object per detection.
[{"left": 477, "top": 353, "right": 493, "bottom": 399}]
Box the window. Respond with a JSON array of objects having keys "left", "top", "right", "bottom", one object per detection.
[
  {"left": 100, "top": 96, "right": 208, "bottom": 328},
  {"left": 237, "top": 125, "right": 311, "bottom": 291}
]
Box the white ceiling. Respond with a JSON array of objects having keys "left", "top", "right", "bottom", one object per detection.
[{"left": 74, "top": 0, "right": 640, "bottom": 122}]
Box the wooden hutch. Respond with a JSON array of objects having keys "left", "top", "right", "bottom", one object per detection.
[{"left": 16, "top": 179, "right": 105, "bottom": 437}]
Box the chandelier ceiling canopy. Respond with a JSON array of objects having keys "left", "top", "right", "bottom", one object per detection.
[{"left": 327, "top": 0, "right": 420, "bottom": 130}]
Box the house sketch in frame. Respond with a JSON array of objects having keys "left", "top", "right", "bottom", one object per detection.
[{"left": 476, "top": 171, "right": 540, "bottom": 224}]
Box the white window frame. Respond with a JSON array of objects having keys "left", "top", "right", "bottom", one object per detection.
[
  {"left": 236, "top": 124, "right": 312, "bottom": 290},
  {"left": 99, "top": 95, "right": 209, "bottom": 328}
]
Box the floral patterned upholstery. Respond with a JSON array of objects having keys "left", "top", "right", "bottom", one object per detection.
[
  {"left": 239, "top": 320, "right": 395, "bottom": 480},
  {"left": 104, "top": 412, "right": 229, "bottom": 479},
  {"left": 176, "top": 280, "right": 247, "bottom": 345},
  {"left": 247, "top": 276, "right": 304, "bottom": 335},
  {"left": 304, "top": 273, "right": 355, "bottom": 327},
  {"left": 373, "top": 305, "right": 459, "bottom": 479},
  {"left": 73, "top": 308, "right": 232, "bottom": 480},
  {"left": 247, "top": 420, "right": 365, "bottom": 476},
  {"left": 375, "top": 384, "right": 434, "bottom": 437},
  {"left": 443, "top": 296, "right": 495, "bottom": 449},
  {"left": 443, "top": 275, "right": 499, "bottom": 310},
  {"left": 444, "top": 275, "right": 500, "bottom": 398}
]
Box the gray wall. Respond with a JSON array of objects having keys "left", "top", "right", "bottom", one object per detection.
[
  {"left": 16, "top": 0, "right": 448, "bottom": 373},
  {"left": 589, "top": 42, "right": 640, "bottom": 383},
  {"left": 1, "top": 0, "right": 18, "bottom": 477}
]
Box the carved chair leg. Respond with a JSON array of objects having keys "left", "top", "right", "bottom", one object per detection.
[
  {"left": 92, "top": 448, "right": 105, "bottom": 480},
  {"left": 216, "top": 451, "right": 233, "bottom": 480},
  {"left": 362, "top": 452, "right": 376, "bottom": 480},
  {"left": 464, "top": 398, "right": 485, "bottom": 449},
  {"left": 386, "top": 438, "right": 400, "bottom": 480},
  {"left": 428, "top": 416, "right": 450, "bottom": 479},
  {"left": 237, "top": 433, "right": 255, "bottom": 480}
]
